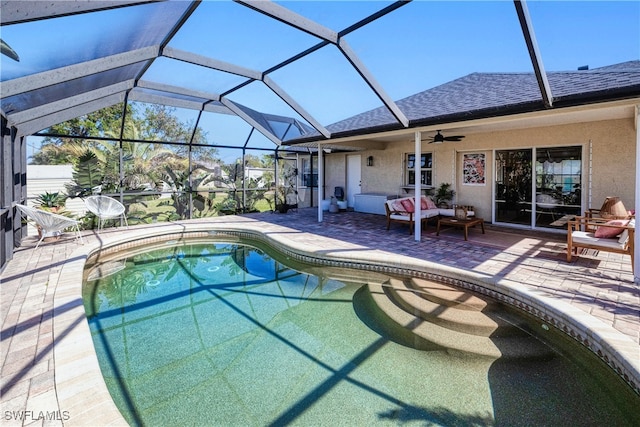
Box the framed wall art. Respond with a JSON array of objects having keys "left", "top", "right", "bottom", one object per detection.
[{"left": 463, "top": 153, "right": 486, "bottom": 185}]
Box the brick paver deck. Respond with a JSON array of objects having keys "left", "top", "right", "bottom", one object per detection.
[{"left": 1, "top": 209, "right": 638, "bottom": 425}]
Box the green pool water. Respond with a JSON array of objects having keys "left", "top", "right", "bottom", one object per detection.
[{"left": 83, "top": 240, "right": 639, "bottom": 426}]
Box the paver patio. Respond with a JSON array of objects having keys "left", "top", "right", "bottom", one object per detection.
[{"left": 1, "top": 209, "right": 638, "bottom": 425}]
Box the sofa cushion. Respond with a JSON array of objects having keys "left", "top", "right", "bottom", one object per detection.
[
  {"left": 390, "top": 213, "right": 412, "bottom": 221},
  {"left": 420, "top": 209, "right": 441, "bottom": 219},
  {"left": 594, "top": 219, "right": 629, "bottom": 238},
  {"left": 572, "top": 231, "right": 626, "bottom": 250},
  {"left": 400, "top": 198, "right": 415, "bottom": 213}
]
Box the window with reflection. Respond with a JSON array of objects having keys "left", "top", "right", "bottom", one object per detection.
[
  {"left": 301, "top": 156, "right": 318, "bottom": 188},
  {"left": 405, "top": 153, "right": 433, "bottom": 187},
  {"left": 535, "top": 146, "right": 582, "bottom": 229}
]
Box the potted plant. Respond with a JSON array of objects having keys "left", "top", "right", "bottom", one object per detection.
[
  {"left": 33, "top": 191, "right": 68, "bottom": 241},
  {"left": 275, "top": 185, "right": 297, "bottom": 213},
  {"left": 275, "top": 189, "right": 290, "bottom": 213},
  {"left": 35, "top": 191, "right": 66, "bottom": 213},
  {"left": 329, "top": 196, "right": 339, "bottom": 213},
  {"left": 434, "top": 183, "right": 455, "bottom": 208}
]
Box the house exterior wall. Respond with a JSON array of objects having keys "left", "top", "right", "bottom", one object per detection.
[
  {"left": 328, "top": 117, "right": 636, "bottom": 223},
  {"left": 323, "top": 155, "right": 346, "bottom": 201}
]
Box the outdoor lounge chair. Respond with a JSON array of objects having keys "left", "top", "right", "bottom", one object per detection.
[
  {"left": 16, "top": 204, "right": 83, "bottom": 249},
  {"left": 84, "top": 195, "right": 129, "bottom": 231},
  {"left": 567, "top": 215, "right": 635, "bottom": 273}
]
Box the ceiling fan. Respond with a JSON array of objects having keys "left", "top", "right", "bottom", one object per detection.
[{"left": 425, "top": 130, "right": 465, "bottom": 144}]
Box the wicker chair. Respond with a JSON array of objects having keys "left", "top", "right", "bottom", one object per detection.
[
  {"left": 16, "top": 204, "right": 83, "bottom": 249},
  {"left": 84, "top": 195, "right": 129, "bottom": 231}
]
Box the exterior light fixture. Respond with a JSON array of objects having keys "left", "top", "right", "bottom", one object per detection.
[{"left": 367, "top": 156, "right": 374, "bottom": 167}]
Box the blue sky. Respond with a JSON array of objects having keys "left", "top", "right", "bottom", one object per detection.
[{"left": 2, "top": 1, "right": 638, "bottom": 159}]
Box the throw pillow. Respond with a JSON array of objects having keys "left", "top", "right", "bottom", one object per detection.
[
  {"left": 400, "top": 198, "right": 415, "bottom": 213},
  {"left": 594, "top": 219, "right": 629, "bottom": 239},
  {"left": 390, "top": 200, "right": 404, "bottom": 212},
  {"left": 425, "top": 196, "right": 437, "bottom": 210},
  {"left": 420, "top": 196, "right": 429, "bottom": 210}
]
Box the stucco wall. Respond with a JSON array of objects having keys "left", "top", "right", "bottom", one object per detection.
[
  {"left": 323, "top": 155, "right": 346, "bottom": 201},
  {"left": 326, "top": 117, "right": 636, "bottom": 222}
]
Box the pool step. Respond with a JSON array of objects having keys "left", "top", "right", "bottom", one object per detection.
[
  {"left": 366, "top": 281, "right": 554, "bottom": 360},
  {"left": 407, "top": 278, "right": 494, "bottom": 311},
  {"left": 386, "top": 278, "right": 521, "bottom": 337}
]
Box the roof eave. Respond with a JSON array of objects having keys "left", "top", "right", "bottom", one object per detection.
[{"left": 282, "top": 87, "right": 640, "bottom": 146}]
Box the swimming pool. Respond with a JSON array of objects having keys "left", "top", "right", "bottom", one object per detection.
[{"left": 83, "top": 238, "right": 640, "bottom": 426}]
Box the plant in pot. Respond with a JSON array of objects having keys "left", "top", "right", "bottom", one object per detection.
[
  {"left": 34, "top": 191, "right": 68, "bottom": 241},
  {"left": 35, "top": 191, "right": 67, "bottom": 213},
  {"left": 434, "top": 183, "right": 455, "bottom": 208},
  {"left": 275, "top": 185, "right": 297, "bottom": 213},
  {"left": 329, "top": 196, "right": 339, "bottom": 213}
]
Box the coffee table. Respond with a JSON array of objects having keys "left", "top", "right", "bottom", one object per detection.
[{"left": 436, "top": 217, "right": 485, "bottom": 241}]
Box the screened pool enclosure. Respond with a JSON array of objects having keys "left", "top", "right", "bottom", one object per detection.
[{"left": 2, "top": 1, "right": 639, "bottom": 270}]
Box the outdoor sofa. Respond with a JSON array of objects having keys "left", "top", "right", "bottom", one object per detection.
[{"left": 384, "top": 195, "right": 474, "bottom": 233}]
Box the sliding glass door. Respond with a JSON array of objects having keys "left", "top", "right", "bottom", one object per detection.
[
  {"left": 495, "top": 149, "right": 533, "bottom": 226},
  {"left": 535, "top": 146, "right": 582, "bottom": 228},
  {"left": 495, "top": 147, "right": 582, "bottom": 229}
]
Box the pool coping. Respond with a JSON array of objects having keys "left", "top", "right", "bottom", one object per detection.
[{"left": 53, "top": 219, "right": 640, "bottom": 425}]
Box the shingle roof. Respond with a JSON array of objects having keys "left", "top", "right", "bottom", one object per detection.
[{"left": 288, "top": 60, "right": 640, "bottom": 143}]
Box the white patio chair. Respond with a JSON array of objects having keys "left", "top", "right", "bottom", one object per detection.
[
  {"left": 16, "top": 204, "right": 84, "bottom": 249},
  {"left": 84, "top": 195, "right": 129, "bottom": 231}
]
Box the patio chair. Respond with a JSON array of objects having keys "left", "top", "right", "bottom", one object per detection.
[
  {"left": 84, "top": 195, "right": 129, "bottom": 231},
  {"left": 16, "top": 204, "right": 83, "bottom": 249}
]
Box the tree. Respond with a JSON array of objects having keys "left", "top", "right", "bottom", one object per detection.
[{"left": 31, "top": 105, "right": 130, "bottom": 165}]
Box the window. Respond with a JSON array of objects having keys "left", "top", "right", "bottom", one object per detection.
[
  {"left": 495, "top": 146, "right": 582, "bottom": 229},
  {"left": 534, "top": 146, "right": 582, "bottom": 228},
  {"left": 301, "top": 156, "right": 317, "bottom": 187},
  {"left": 406, "top": 153, "right": 433, "bottom": 187}
]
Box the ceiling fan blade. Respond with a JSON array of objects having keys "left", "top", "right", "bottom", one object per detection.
[
  {"left": 422, "top": 131, "right": 464, "bottom": 143},
  {"left": 443, "top": 135, "right": 465, "bottom": 141}
]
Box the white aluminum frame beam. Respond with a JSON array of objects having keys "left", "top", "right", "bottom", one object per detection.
[
  {"left": 163, "top": 46, "right": 328, "bottom": 140},
  {"left": 203, "top": 103, "right": 237, "bottom": 116},
  {"left": 162, "top": 46, "right": 262, "bottom": 80},
  {"left": 514, "top": 0, "right": 553, "bottom": 108},
  {"left": 16, "top": 93, "right": 126, "bottom": 137},
  {"left": 414, "top": 131, "right": 422, "bottom": 241},
  {"left": 128, "top": 89, "right": 207, "bottom": 111},
  {"left": 0, "top": 0, "right": 165, "bottom": 25},
  {"left": 339, "top": 39, "right": 409, "bottom": 127},
  {"left": 235, "top": 0, "right": 339, "bottom": 43},
  {"left": 635, "top": 104, "right": 640, "bottom": 283},
  {"left": 137, "top": 79, "right": 222, "bottom": 102},
  {"left": 6, "top": 80, "right": 134, "bottom": 127},
  {"left": 237, "top": 0, "right": 409, "bottom": 129},
  {"left": 263, "top": 75, "right": 330, "bottom": 138},
  {"left": 221, "top": 98, "right": 282, "bottom": 145},
  {"left": 1, "top": 46, "right": 159, "bottom": 98}
]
